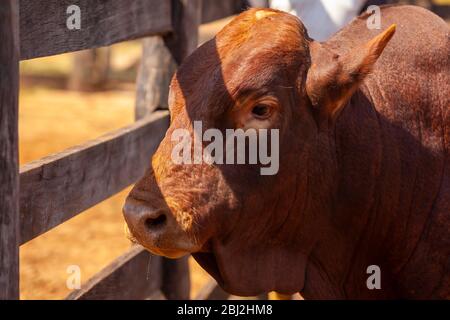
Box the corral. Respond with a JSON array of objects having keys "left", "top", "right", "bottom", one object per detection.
[{"left": 0, "top": 0, "right": 248, "bottom": 300}]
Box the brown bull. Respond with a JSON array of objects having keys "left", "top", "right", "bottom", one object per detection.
[{"left": 123, "top": 5, "right": 450, "bottom": 299}]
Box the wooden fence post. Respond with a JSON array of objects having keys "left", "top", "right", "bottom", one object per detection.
[
  {"left": 135, "top": 37, "right": 178, "bottom": 119},
  {"left": 162, "top": 0, "right": 202, "bottom": 300},
  {"left": 164, "top": 0, "right": 203, "bottom": 65},
  {"left": 0, "top": 0, "right": 20, "bottom": 300},
  {"left": 135, "top": 0, "right": 201, "bottom": 118},
  {"left": 134, "top": 0, "right": 202, "bottom": 299}
]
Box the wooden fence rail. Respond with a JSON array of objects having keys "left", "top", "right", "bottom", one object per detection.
[
  {"left": 19, "top": 111, "right": 169, "bottom": 244},
  {"left": 19, "top": 0, "right": 173, "bottom": 60},
  {"left": 66, "top": 246, "right": 162, "bottom": 300},
  {"left": 1, "top": 0, "right": 247, "bottom": 300}
]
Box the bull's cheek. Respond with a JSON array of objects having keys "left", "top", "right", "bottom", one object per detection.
[{"left": 194, "top": 243, "right": 308, "bottom": 296}]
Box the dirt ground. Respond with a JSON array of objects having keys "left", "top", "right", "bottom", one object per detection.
[{"left": 18, "top": 17, "right": 233, "bottom": 300}]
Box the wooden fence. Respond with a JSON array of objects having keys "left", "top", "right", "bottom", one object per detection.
[{"left": 0, "top": 0, "right": 248, "bottom": 300}]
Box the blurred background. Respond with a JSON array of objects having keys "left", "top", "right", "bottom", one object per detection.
[{"left": 19, "top": 0, "right": 449, "bottom": 299}]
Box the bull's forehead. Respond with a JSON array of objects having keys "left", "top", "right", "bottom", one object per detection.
[{"left": 170, "top": 9, "right": 310, "bottom": 120}]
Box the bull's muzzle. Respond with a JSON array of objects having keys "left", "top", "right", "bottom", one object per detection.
[{"left": 122, "top": 197, "right": 194, "bottom": 258}]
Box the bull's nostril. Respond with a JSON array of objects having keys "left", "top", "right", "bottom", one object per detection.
[{"left": 145, "top": 213, "right": 167, "bottom": 230}]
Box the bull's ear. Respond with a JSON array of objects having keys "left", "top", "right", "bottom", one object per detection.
[{"left": 306, "top": 24, "right": 396, "bottom": 122}]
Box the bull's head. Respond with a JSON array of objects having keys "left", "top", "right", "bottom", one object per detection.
[{"left": 123, "top": 9, "right": 395, "bottom": 296}]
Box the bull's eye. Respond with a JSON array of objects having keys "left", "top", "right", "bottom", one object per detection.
[{"left": 251, "top": 104, "right": 271, "bottom": 119}]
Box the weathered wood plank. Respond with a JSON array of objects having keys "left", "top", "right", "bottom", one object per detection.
[
  {"left": 195, "top": 280, "right": 230, "bottom": 300},
  {"left": 201, "top": 0, "right": 246, "bottom": 24},
  {"left": 0, "top": 0, "right": 20, "bottom": 300},
  {"left": 135, "top": 0, "right": 202, "bottom": 117},
  {"left": 161, "top": 256, "right": 191, "bottom": 299},
  {"left": 135, "top": 37, "right": 178, "bottom": 118},
  {"left": 165, "top": 0, "right": 202, "bottom": 65},
  {"left": 66, "top": 246, "right": 163, "bottom": 300},
  {"left": 19, "top": 0, "right": 172, "bottom": 60},
  {"left": 19, "top": 111, "right": 169, "bottom": 245}
]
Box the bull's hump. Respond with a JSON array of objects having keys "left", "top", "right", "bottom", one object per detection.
[
  {"left": 328, "top": 5, "right": 449, "bottom": 76},
  {"left": 334, "top": 5, "right": 449, "bottom": 154},
  {"left": 329, "top": 5, "right": 449, "bottom": 53}
]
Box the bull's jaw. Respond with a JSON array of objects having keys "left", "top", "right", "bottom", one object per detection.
[{"left": 193, "top": 241, "right": 308, "bottom": 296}]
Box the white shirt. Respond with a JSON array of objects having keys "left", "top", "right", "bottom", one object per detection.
[{"left": 270, "top": 0, "right": 367, "bottom": 41}]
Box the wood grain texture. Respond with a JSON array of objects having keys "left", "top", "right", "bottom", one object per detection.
[
  {"left": 195, "top": 280, "right": 230, "bottom": 300},
  {"left": 0, "top": 0, "right": 20, "bottom": 300},
  {"left": 19, "top": 111, "right": 169, "bottom": 245},
  {"left": 164, "top": 0, "right": 202, "bottom": 65},
  {"left": 161, "top": 256, "right": 191, "bottom": 299},
  {"left": 135, "top": 37, "right": 178, "bottom": 118},
  {"left": 19, "top": 0, "right": 172, "bottom": 60},
  {"left": 66, "top": 246, "right": 163, "bottom": 300},
  {"left": 135, "top": 0, "right": 202, "bottom": 118},
  {"left": 201, "top": 0, "right": 246, "bottom": 24}
]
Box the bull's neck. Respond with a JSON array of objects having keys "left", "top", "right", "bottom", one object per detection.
[{"left": 302, "top": 90, "right": 438, "bottom": 299}]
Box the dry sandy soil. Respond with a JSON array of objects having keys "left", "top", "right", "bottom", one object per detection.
[{"left": 18, "top": 17, "right": 233, "bottom": 300}]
